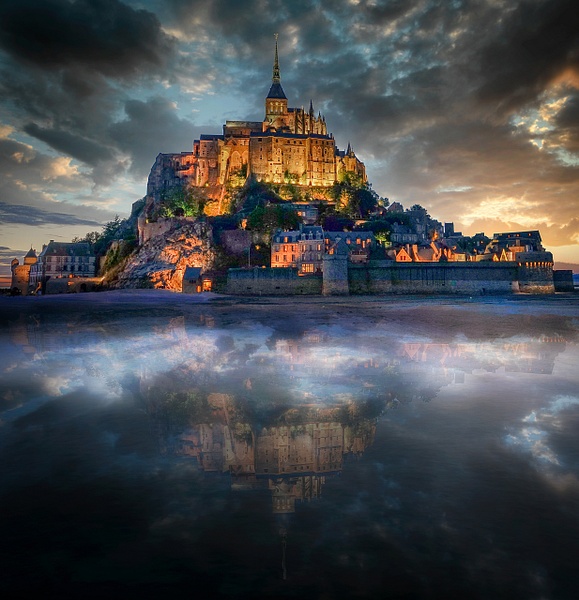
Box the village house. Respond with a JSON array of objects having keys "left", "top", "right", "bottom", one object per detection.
[
  {"left": 29, "top": 241, "right": 97, "bottom": 290},
  {"left": 271, "top": 226, "right": 376, "bottom": 273}
]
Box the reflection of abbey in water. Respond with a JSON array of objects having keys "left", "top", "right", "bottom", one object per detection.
[
  {"left": 399, "top": 337, "right": 568, "bottom": 376},
  {"left": 152, "top": 393, "right": 375, "bottom": 514}
]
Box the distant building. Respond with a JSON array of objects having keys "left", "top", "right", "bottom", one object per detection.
[
  {"left": 145, "top": 37, "right": 366, "bottom": 215},
  {"left": 10, "top": 248, "right": 37, "bottom": 295},
  {"left": 271, "top": 226, "right": 375, "bottom": 273},
  {"left": 30, "top": 241, "right": 97, "bottom": 289},
  {"left": 485, "top": 230, "right": 544, "bottom": 257},
  {"left": 272, "top": 225, "right": 325, "bottom": 274},
  {"left": 390, "top": 223, "right": 420, "bottom": 244}
]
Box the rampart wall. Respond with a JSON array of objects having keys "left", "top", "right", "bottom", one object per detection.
[
  {"left": 349, "top": 261, "right": 519, "bottom": 295},
  {"left": 227, "top": 268, "right": 322, "bottom": 295},
  {"left": 226, "top": 261, "right": 556, "bottom": 296},
  {"left": 553, "top": 270, "right": 574, "bottom": 292}
]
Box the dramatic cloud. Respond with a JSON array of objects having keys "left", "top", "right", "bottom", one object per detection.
[
  {"left": 109, "top": 97, "right": 198, "bottom": 177},
  {"left": 1, "top": 0, "right": 579, "bottom": 272},
  {"left": 0, "top": 202, "right": 103, "bottom": 228},
  {"left": 0, "top": 0, "right": 175, "bottom": 76}
]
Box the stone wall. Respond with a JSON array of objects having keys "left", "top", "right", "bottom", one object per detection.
[
  {"left": 516, "top": 251, "right": 555, "bottom": 294},
  {"left": 322, "top": 254, "right": 349, "bottom": 295},
  {"left": 10, "top": 264, "right": 32, "bottom": 295},
  {"left": 553, "top": 270, "right": 575, "bottom": 292},
  {"left": 349, "top": 261, "right": 519, "bottom": 295},
  {"left": 225, "top": 261, "right": 554, "bottom": 296},
  {"left": 44, "top": 277, "right": 103, "bottom": 294},
  {"left": 227, "top": 267, "right": 322, "bottom": 295}
]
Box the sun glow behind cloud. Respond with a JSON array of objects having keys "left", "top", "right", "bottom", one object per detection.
[{"left": 460, "top": 196, "right": 548, "bottom": 228}]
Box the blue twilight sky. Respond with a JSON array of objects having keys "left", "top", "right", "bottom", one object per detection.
[{"left": 1, "top": 0, "right": 579, "bottom": 276}]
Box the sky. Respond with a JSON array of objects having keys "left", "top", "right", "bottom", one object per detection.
[{"left": 1, "top": 0, "right": 579, "bottom": 277}]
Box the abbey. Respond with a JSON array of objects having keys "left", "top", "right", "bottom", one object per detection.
[{"left": 146, "top": 37, "right": 366, "bottom": 211}]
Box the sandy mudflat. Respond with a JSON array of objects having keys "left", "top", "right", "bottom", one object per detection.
[{"left": 1, "top": 289, "right": 577, "bottom": 341}]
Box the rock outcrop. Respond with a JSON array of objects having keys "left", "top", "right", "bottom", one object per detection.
[{"left": 116, "top": 219, "right": 216, "bottom": 290}]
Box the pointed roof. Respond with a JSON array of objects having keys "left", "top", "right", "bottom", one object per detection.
[
  {"left": 267, "top": 34, "right": 287, "bottom": 100},
  {"left": 24, "top": 247, "right": 37, "bottom": 259}
]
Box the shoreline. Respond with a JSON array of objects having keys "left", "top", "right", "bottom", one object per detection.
[{"left": 1, "top": 288, "right": 577, "bottom": 320}]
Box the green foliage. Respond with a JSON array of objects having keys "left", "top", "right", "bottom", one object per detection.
[
  {"left": 228, "top": 164, "right": 248, "bottom": 188},
  {"left": 355, "top": 219, "right": 392, "bottom": 244},
  {"left": 247, "top": 204, "right": 302, "bottom": 235},
  {"left": 375, "top": 231, "right": 390, "bottom": 244},
  {"left": 72, "top": 231, "right": 100, "bottom": 245},
  {"left": 408, "top": 204, "right": 430, "bottom": 217},
  {"left": 158, "top": 186, "right": 207, "bottom": 218},
  {"left": 332, "top": 172, "right": 379, "bottom": 218},
  {"left": 381, "top": 212, "right": 412, "bottom": 227},
  {"left": 73, "top": 215, "right": 130, "bottom": 256},
  {"left": 283, "top": 170, "right": 300, "bottom": 184},
  {"left": 229, "top": 179, "right": 283, "bottom": 214},
  {"left": 103, "top": 239, "right": 137, "bottom": 272},
  {"left": 322, "top": 214, "right": 354, "bottom": 231},
  {"left": 159, "top": 391, "right": 206, "bottom": 429}
]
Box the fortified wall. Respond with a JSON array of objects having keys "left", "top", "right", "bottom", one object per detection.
[
  {"left": 226, "top": 259, "right": 555, "bottom": 296},
  {"left": 227, "top": 267, "right": 322, "bottom": 295},
  {"left": 349, "top": 262, "right": 520, "bottom": 295}
]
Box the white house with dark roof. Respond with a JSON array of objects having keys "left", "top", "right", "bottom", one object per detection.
[{"left": 29, "top": 241, "right": 97, "bottom": 287}]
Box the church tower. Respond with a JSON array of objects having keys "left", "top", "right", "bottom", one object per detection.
[{"left": 265, "top": 34, "right": 288, "bottom": 129}]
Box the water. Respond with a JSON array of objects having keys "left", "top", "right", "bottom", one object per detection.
[{"left": 1, "top": 292, "right": 578, "bottom": 598}]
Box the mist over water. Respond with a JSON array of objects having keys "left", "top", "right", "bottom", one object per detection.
[{"left": 1, "top": 292, "right": 578, "bottom": 599}]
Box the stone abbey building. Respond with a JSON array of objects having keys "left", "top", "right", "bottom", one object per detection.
[{"left": 146, "top": 37, "right": 366, "bottom": 212}]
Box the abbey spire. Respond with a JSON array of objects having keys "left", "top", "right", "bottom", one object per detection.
[
  {"left": 266, "top": 33, "right": 287, "bottom": 101},
  {"left": 272, "top": 33, "right": 281, "bottom": 84}
]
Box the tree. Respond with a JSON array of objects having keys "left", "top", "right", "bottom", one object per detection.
[
  {"left": 332, "top": 173, "right": 379, "bottom": 218},
  {"left": 72, "top": 231, "right": 101, "bottom": 244},
  {"left": 247, "top": 204, "right": 301, "bottom": 235},
  {"left": 159, "top": 186, "right": 207, "bottom": 218},
  {"left": 228, "top": 178, "right": 283, "bottom": 214}
]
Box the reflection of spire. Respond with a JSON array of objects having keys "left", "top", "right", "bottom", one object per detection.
[{"left": 280, "top": 527, "right": 287, "bottom": 580}]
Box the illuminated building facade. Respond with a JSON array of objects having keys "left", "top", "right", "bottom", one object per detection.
[
  {"left": 146, "top": 37, "right": 366, "bottom": 211},
  {"left": 29, "top": 241, "right": 97, "bottom": 286},
  {"left": 271, "top": 226, "right": 376, "bottom": 273}
]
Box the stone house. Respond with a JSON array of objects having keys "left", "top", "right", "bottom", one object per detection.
[
  {"left": 29, "top": 241, "right": 96, "bottom": 290},
  {"left": 10, "top": 248, "right": 37, "bottom": 295},
  {"left": 271, "top": 226, "right": 375, "bottom": 273}
]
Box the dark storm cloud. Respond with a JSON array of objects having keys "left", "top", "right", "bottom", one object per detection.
[
  {"left": 0, "top": 0, "right": 179, "bottom": 189},
  {"left": 550, "top": 93, "right": 579, "bottom": 153},
  {"left": 474, "top": 0, "right": 579, "bottom": 114},
  {"left": 109, "top": 96, "right": 198, "bottom": 176},
  {"left": 0, "top": 0, "right": 175, "bottom": 77},
  {"left": 24, "top": 123, "right": 116, "bottom": 166},
  {"left": 0, "top": 202, "right": 103, "bottom": 227}
]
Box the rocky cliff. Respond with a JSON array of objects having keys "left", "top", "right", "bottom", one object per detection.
[{"left": 115, "top": 219, "right": 217, "bottom": 290}]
